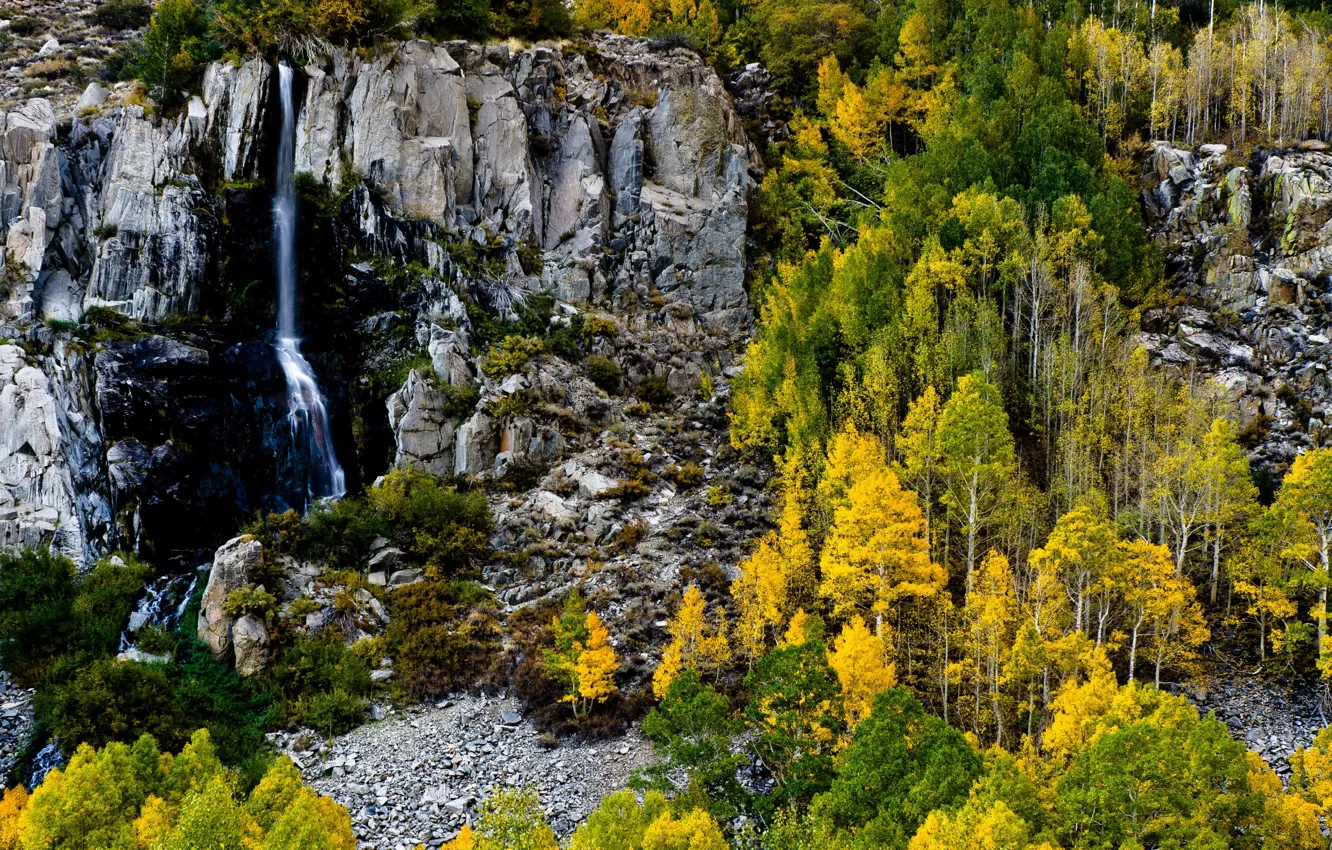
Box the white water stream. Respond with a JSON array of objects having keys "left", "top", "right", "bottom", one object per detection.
[{"left": 274, "top": 62, "right": 345, "bottom": 502}]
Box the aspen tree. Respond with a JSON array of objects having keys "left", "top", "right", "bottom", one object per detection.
[
  {"left": 1275, "top": 448, "right": 1332, "bottom": 663},
  {"left": 938, "top": 372, "right": 1016, "bottom": 590},
  {"left": 827, "top": 616, "right": 897, "bottom": 731},
  {"left": 819, "top": 462, "right": 943, "bottom": 634},
  {"left": 652, "top": 586, "right": 731, "bottom": 698}
]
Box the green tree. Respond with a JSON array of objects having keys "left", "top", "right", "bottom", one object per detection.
[
  {"left": 133, "top": 0, "right": 208, "bottom": 106},
  {"left": 640, "top": 671, "right": 747, "bottom": 821},
  {"left": 938, "top": 372, "right": 1016, "bottom": 589},
  {"left": 745, "top": 640, "right": 844, "bottom": 808},
  {"left": 813, "top": 687, "right": 982, "bottom": 850},
  {"left": 1055, "top": 684, "right": 1263, "bottom": 850}
]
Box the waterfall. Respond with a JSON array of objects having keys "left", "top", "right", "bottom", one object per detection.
[
  {"left": 273, "top": 62, "right": 346, "bottom": 503},
  {"left": 118, "top": 571, "right": 202, "bottom": 653}
]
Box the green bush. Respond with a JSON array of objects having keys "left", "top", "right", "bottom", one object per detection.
[
  {"left": 584, "top": 356, "right": 622, "bottom": 394},
  {"left": 8, "top": 16, "right": 41, "bottom": 35},
  {"left": 35, "top": 659, "right": 188, "bottom": 753},
  {"left": 368, "top": 467, "right": 492, "bottom": 577},
  {"left": 170, "top": 632, "right": 273, "bottom": 774},
  {"left": 481, "top": 335, "right": 544, "bottom": 378},
  {"left": 92, "top": 0, "right": 153, "bottom": 30},
  {"left": 268, "top": 636, "right": 372, "bottom": 709},
  {"left": 135, "top": 625, "right": 178, "bottom": 656},
  {"left": 0, "top": 548, "right": 76, "bottom": 683},
  {"left": 637, "top": 374, "right": 674, "bottom": 406},
  {"left": 73, "top": 554, "right": 154, "bottom": 655},
  {"left": 0, "top": 548, "right": 149, "bottom": 684},
  {"left": 301, "top": 689, "right": 366, "bottom": 738},
  {"left": 387, "top": 579, "right": 500, "bottom": 700},
  {"left": 223, "top": 584, "right": 278, "bottom": 618},
  {"left": 248, "top": 468, "right": 492, "bottom": 578}
]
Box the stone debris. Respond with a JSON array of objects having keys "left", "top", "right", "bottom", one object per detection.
[
  {"left": 291, "top": 694, "right": 653, "bottom": 849},
  {"left": 0, "top": 672, "right": 34, "bottom": 782}
]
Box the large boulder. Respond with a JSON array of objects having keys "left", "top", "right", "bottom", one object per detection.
[
  {"left": 197, "top": 536, "right": 263, "bottom": 659},
  {"left": 232, "top": 613, "right": 269, "bottom": 677},
  {"left": 387, "top": 371, "right": 463, "bottom": 477}
]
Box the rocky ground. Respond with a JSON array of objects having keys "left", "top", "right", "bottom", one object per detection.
[
  {"left": 0, "top": 0, "right": 141, "bottom": 113},
  {"left": 1186, "top": 672, "right": 1325, "bottom": 776},
  {"left": 0, "top": 672, "right": 34, "bottom": 782},
  {"left": 289, "top": 694, "right": 654, "bottom": 848}
]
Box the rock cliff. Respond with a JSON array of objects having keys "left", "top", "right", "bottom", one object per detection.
[
  {"left": 1143, "top": 140, "right": 1332, "bottom": 484},
  {"left": 0, "top": 35, "right": 761, "bottom": 566}
]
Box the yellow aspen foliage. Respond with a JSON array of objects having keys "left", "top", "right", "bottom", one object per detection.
[
  {"left": 895, "top": 12, "right": 939, "bottom": 86},
  {"left": 653, "top": 641, "right": 684, "bottom": 700},
  {"left": 1027, "top": 505, "right": 1116, "bottom": 636},
  {"left": 1275, "top": 447, "right": 1332, "bottom": 660},
  {"left": 733, "top": 534, "right": 788, "bottom": 662},
  {"left": 898, "top": 385, "right": 944, "bottom": 538},
  {"left": 788, "top": 113, "right": 828, "bottom": 158},
  {"left": 1292, "top": 726, "right": 1332, "bottom": 814},
  {"left": 641, "top": 808, "right": 728, "bottom": 850},
  {"left": 131, "top": 796, "right": 177, "bottom": 849},
  {"left": 1251, "top": 752, "right": 1323, "bottom": 849},
  {"left": 817, "top": 422, "right": 888, "bottom": 514},
  {"left": 908, "top": 800, "right": 1038, "bottom": 850},
  {"left": 569, "top": 790, "right": 668, "bottom": 850},
  {"left": 245, "top": 757, "right": 304, "bottom": 832},
  {"left": 693, "top": 0, "right": 722, "bottom": 46},
  {"left": 441, "top": 826, "right": 475, "bottom": 850},
  {"left": 652, "top": 586, "right": 731, "bottom": 697},
  {"left": 574, "top": 612, "right": 619, "bottom": 715},
  {"left": 829, "top": 82, "right": 883, "bottom": 162},
  {"left": 816, "top": 55, "right": 849, "bottom": 117},
  {"left": 776, "top": 449, "right": 817, "bottom": 610},
  {"left": 819, "top": 462, "right": 943, "bottom": 633},
  {"left": 1043, "top": 645, "right": 1119, "bottom": 761},
  {"left": 265, "top": 787, "right": 358, "bottom": 850},
  {"left": 828, "top": 615, "right": 897, "bottom": 730},
  {"left": 1115, "top": 538, "right": 1208, "bottom": 685},
  {"left": 964, "top": 551, "right": 1018, "bottom": 743},
  {"left": 0, "top": 787, "right": 27, "bottom": 850},
  {"left": 782, "top": 608, "right": 822, "bottom": 646}
]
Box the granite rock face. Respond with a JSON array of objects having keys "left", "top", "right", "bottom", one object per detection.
[
  {"left": 1143, "top": 142, "right": 1332, "bottom": 475},
  {"left": 0, "top": 35, "right": 759, "bottom": 568}
]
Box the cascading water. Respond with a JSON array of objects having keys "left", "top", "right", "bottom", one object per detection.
[
  {"left": 118, "top": 571, "right": 202, "bottom": 653},
  {"left": 273, "top": 61, "right": 346, "bottom": 503},
  {"left": 28, "top": 743, "right": 64, "bottom": 788}
]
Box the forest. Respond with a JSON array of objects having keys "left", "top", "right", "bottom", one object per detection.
[{"left": 10, "top": 0, "right": 1332, "bottom": 843}]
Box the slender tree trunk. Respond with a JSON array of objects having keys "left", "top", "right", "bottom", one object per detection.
[
  {"left": 1129, "top": 618, "right": 1142, "bottom": 680},
  {"left": 967, "top": 468, "right": 980, "bottom": 592}
]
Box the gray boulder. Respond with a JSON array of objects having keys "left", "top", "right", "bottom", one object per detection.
[
  {"left": 197, "top": 536, "right": 263, "bottom": 659},
  {"left": 232, "top": 614, "right": 269, "bottom": 677}
]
